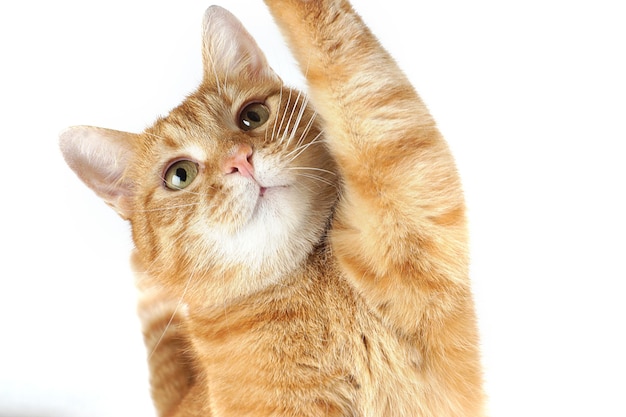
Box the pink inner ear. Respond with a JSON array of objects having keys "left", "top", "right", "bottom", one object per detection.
[
  {"left": 201, "top": 6, "right": 279, "bottom": 83},
  {"left": 59, "top": 126, "right": 138, "bottom": 219}
]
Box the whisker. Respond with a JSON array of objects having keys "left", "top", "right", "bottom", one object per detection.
[
  {"left": 295, "top": 99, "right": 313, "bottom": 148},
  {"left": 294, "top": 110, "right": 318, "bottom": 150},
  {"left": 269, "top": 86, "right": 284, "bottom": 143},
  {"left": 287, "top": 166, "right": 337, "bottom": 177},
  {"left": 290, "top": 179, "right": 318, "bottom": 195},
  {"left": 276, "top": 89, "right": 293, "bottom": 146},
  {"left": 136, "top": 226, "right": 192, "bottom": 362},
  {"left": 281, "top": 89, "right": 303, "bottom": 146},
  {"left": 147, "top": 254, "right": 198, "bottom": 362},
  {"left": 280, "top": 89, "right": 305, "bottom": 146},
  {"left": 293, "top": 172, "right": 338, "bottom": 188},
  {"left": 285, "top": 131, "right": 324, "bottom": 161},
  {"left": 285, "top": 93, "right": 309, "bottom": 147}
]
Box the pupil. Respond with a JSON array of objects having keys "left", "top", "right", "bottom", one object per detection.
[
  {"left": 175, "top": 167, "right": 187, "bottom": 182},
  {"left": 247, "top": 111, "right": 261, "bottom": 123}
]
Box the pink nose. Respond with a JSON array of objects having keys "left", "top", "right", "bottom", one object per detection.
[{"left": 223, "top": 144, "right": 254, "bottom": 179}]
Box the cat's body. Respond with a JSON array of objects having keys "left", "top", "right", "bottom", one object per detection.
[{"left": 60, "top": 1, "right": 484, "bottom": 416}]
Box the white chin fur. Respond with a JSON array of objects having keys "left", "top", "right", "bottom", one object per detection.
[
  {"left": 230, "top": 185, "right": 315, "bottom": 269},
  {"left": 199, "top": 184, "right": 322, "bottom": 289}
]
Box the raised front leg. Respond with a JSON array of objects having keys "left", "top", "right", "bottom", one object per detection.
[{"left": 264, "top": 0, "right": 484, "bottom": 414}]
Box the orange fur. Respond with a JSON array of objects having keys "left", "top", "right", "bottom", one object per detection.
[{"left": 60, "top": 2, "right": 484, "bottom": 416}]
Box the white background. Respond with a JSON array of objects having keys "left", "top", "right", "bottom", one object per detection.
[{"left": 1, "top": 1, "right": 625, "bottom": 416}]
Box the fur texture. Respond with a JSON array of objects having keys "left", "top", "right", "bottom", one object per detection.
[{"left": 59, "top": 1, "right": 484, "bottom": 416}]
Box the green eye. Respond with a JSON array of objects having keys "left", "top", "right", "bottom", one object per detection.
[
  {"left": 164, "top": 160, "right": 198, "bottom": 190},
  {"left": 239, "top": 103, "right": 270, "bottom": 131}
]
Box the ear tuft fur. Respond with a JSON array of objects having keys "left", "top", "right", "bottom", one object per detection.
[
  {"left": 202, "top": 6, "right": 279, "bottom": 85},
  {"left": 59, "top": 126, "right": 138, "bottom": 219}
]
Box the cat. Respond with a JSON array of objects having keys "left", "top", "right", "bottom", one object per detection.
[{"left": 59, "top": 1, "right": 484, "bottom": 416}]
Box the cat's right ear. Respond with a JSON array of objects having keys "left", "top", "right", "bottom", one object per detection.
[
  {"left": 59, "top": 126, "right": 137, "bottom": 220},
  {"left": 201, "top": 6, "right": 279, "bottom": 84}
]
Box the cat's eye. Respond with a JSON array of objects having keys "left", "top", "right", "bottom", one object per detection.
[
  {"left": 164, "top": 160, "right": 199, "bottom": 191},
  {"left": 239, "top": 103, "right": 270, "bottom": 131}
]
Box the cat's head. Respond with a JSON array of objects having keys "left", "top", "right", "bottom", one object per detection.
[{"left": 60, "top": 6, "right": 338, "bottom": 305}]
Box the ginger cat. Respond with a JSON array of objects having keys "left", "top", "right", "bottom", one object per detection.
[{"left": 60, "top": 1, "right": 484, "bottom": 416}]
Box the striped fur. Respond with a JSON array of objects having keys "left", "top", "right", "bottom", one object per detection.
[{"left": 60, "top": 2, "right": 484, "bottom": 416}]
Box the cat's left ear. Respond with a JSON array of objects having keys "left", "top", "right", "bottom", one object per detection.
[
  {"left": 201, "top": 6, "right": 279, "bottom": 84},
  {"left": 59, "top": 126, "right": 138, "bottom": 220}
]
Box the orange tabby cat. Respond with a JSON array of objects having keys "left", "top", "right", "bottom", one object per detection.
[{"left": 60, "top": 1, "right": 484, "bottom": 416}]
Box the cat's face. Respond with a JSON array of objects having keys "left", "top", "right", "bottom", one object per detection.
[
  {"left": 130, "top": 83, "right": 337, "bottom": 304},
  {"left": 60, "top": 7, "right": 338, "bottom": 305}
]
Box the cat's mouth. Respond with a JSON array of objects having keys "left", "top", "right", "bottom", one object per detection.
[
  {"left": 258, "top": 184, "right": 288, "bottom": 198},
  {"left": 249, "top": 184, "right": 290, "bottom": 221}
]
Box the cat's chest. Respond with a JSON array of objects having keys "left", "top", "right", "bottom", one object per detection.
[
  {"left": 185, "top": 271, "right": 422, "bottom": 416},
  {"left": 187, "top": 257, "right": 359, "bottom": 357}
]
